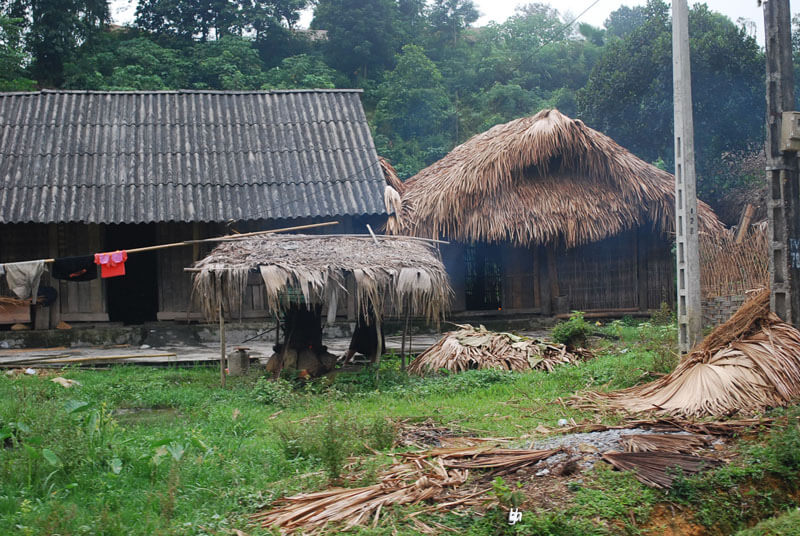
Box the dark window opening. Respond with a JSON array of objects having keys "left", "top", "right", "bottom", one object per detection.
[{"left": 464, "top": 243, "right": 503, "bottom": 310}]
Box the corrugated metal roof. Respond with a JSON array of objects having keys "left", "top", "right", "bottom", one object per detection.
[{"left": 0, "top": 90, "right": 387, "bottom": 224}]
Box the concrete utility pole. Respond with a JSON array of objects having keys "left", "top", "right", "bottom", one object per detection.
[
  {"left": 764, "top": 0, "right": 800, "bottom": 327},
  {"left": 673, "top": 0, "right": 702, "bottom": 353}
]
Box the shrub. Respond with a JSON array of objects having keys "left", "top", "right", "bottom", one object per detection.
[
  {"left": 552, "top": 311, "right": 591, "bottom": 349},
  {"left": 275, "top": 411, "right": 396, "bottom": 481},
  {"left": 253, "top": 377, "right": 295, "bottom": 407}
]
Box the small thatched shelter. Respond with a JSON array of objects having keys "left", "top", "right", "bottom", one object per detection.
[
  {"left": 394, "top": 109, "right": 724, "bottom": 314},
  {"left": 191, "top": 234, "right": 451, "bottom": 374}
]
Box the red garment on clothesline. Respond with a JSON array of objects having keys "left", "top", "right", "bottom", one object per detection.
[{"left": 94, "top": 250, "right": 127, "bottom": 278}]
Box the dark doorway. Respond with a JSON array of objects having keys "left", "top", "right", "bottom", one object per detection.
[
  {"left": 465, "top": 243, "right": 503, "bottom": 310},
  {"left": 105, "top": 224, "right": 158, "bottom": 323}
]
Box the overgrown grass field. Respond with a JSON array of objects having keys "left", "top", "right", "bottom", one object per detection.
[{"left": 2, "top": 320, "right": 799, "bottom": 535}]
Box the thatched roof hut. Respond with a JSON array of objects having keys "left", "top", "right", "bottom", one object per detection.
[
  {"left": 191, "top": 234, "right": 451, "bottom": 322},
  {"left": 397, "top": 109, "right": 722, "bottom": 248}
]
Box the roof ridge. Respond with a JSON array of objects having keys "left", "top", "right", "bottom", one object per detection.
[
  {"left": 0, "top": 177, "right": 382, "bottom": 189},
  {"left": 0, "top": 89, "right": 364, "bottom": 97}
]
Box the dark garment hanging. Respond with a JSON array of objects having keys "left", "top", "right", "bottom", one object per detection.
[{"left": 51, "top": 255, "right": 98, "bottom": 282}]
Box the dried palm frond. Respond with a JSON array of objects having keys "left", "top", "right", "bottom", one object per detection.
[
  {"left": 393, "top": 109, "right": 723, "bottom": 247},
  {"left": 407, "top": 324, "right": 590, "bottom": 375},
  {"left": 251, "top": 446, "right": 560, "bottom": 533},
  {"left": 620, "top": 433, "right": 711, "bottom": 454},
  {"left": 602, "top": 451, "right": 721, "bottom": 488},
  {"left": 408, "top": 446, "right": 561, "bottom": 474},
  {"left": 192, "top": 234, "right": 451, "bottom": 322},
  {"left": 575, "top": 290, "right": 800, "bottom": 417},
  {"left": 380, "top": 156, "right": 405, "bottom": 195}
]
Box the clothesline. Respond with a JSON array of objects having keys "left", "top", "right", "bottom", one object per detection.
[
  {"left": 38, "top": 221, "right": 340, "bottom": 263},
  {"left": 0, "top": 221, "right": 339, "bottom": 304}
]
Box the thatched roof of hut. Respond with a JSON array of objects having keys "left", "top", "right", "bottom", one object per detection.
[
  {"left": 191, "top": 234, "right": 451, "bottom": 322},
  {"left": 396, "top": 109, "right": 723, "bottom": 248}
]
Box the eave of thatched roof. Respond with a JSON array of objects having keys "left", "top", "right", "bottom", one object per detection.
[
  {"left": 191, "top": 234, "right": 451, "bottom": 322},
  {"left": 396, "top": 109, "right": 723, "bottom": 248}
]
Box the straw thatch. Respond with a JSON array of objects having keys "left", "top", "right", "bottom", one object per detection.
[
  {"left": 407, "top": 324, "right": 591, "bottom": 375},
  {"left": 191, "top": 234, "right": 451, "bottom": 322},
  {"left": 575, "top": 290, "right": 800, "bottom": 417},
  {"left": 395, "top": 109, "right": 723, "bottom": 248}
]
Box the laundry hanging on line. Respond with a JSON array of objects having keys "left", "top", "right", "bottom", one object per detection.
[
  {"left": 2, "top": 260, "right": 46, "bottom": 302},
  {"left": 52, "top": 255, "right": 98, "bottom": 282},
  {"left": 94, "top": 251, "right": 128, "bottom": 279}
]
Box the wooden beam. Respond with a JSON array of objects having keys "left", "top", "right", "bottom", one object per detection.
[{"left": 734, "top": 204, "right": 755, "bottom": 244}]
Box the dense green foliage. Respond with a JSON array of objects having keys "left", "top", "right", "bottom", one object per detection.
[{"left": 0, "top": 0, "right": 784, "bottom": 219}]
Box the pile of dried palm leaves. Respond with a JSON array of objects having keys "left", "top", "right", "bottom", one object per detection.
[
  {"left": 575, "top": 290, "right": 800, "bottom": 417},
  {"left": 407, "top": 324, "right": 591, "bottom": 375},
  {"left": 251, "top": 446, "right": 559, "bottom": 533}
]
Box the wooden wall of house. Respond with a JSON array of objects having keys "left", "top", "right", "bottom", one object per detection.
[
  {"left": 444, "top": 228, "right": 675, "bottom": 314},
  {"left": 0, "top": 223, "right": 109, "bottom": 325},
  {"left": 552, "top": 229, "right": 674, "bottom": 311},
  {"left": 57, "top": 223, "right": 107, "bottom": 322}
]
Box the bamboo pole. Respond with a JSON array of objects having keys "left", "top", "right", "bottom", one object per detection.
[
  {"left": 219, "top": 302, "right": 226, "bottom": 388},
  {"left": 366, "top": 224, "right": 380, "bottom": 246},
  {"left": 374, "top": 315, "right": 383, "bottom": 384},
  {"left": 42, "top": 221, "right": 340, "bottom": 263}
]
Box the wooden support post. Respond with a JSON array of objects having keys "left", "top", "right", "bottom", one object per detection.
[
  {"left": 401, "top": 310, "right": 410, "bottom": 371},
  {"left": 219, "top": 302, "right": 226, "bottom": 388},
  {"left": 636, "top": 228, "right": 649, "bottom": 311},
  {"left": 47, "top": 224, "right": 61, "bottom": 329},
  {"left": 532, "top": 247, "right": 541, "bottom": 309},
  {"left": 765, "top": 0, "right": 800, "bottom": 327},
  {"left": 539, "top": 246, "right": 552, "bottom": 315},
  {"left": 546, "top": 245, "right": 561, "bottom": 313},
  {"left": 373, "top": 316, "right": 383, "bottom": 384},
  {"left": 546, "top": 246, "right": 560, "bottom": 297},
  {"left": 734, "top": 204, "right": 755, "bottom": 244}
]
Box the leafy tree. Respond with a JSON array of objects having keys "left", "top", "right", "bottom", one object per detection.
[
  {"left": 0, "top": 15, "right": 34, "bottom": 90},
  {"left": 191, "top": 35, "right": 267, "bottom": 89},
  {"left": 426, "top": 0, "right": 479, "bottom": 49},
  {"left": 604, "top": 5, "right": 646, "bottom": 39},
  {"left": 578, "top": 0, "right": 764, "bottom": 207},
  {"left": 3, "top": 0, "right": 109, "bottom": 87},
  {"left": 397, "top": 0, "right": 427, "bottom": 44},
  {"left": 135, "top": 0, "right": 307, "bottom": 41},
  {"left": 262, "top": 53, "right": 341, "bottom": 89},
  {"left": 373, "top": 44, "right": 455, "bottom": 177},
  {"left": 311, "top": 0, "right": 399, "bottom": 79}
]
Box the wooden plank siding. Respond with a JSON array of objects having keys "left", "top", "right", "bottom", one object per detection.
[{"left": 445, "top": 231, "right": 675, "bottom": 314}]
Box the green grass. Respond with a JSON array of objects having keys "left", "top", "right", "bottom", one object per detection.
[
  {"left": 0, "top": 321, "right": 799, "bottom": 534},
  {"left": 735, "top": 508, "right": 800, "bottom": 535}
]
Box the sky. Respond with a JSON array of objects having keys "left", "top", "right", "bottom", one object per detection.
[{"left": 110, "top": 0, "right": 767, "bottom": 44}]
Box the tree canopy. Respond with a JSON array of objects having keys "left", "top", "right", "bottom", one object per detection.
[{"left": 0, "top": 0, "right": 773, "bottom": 221}]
